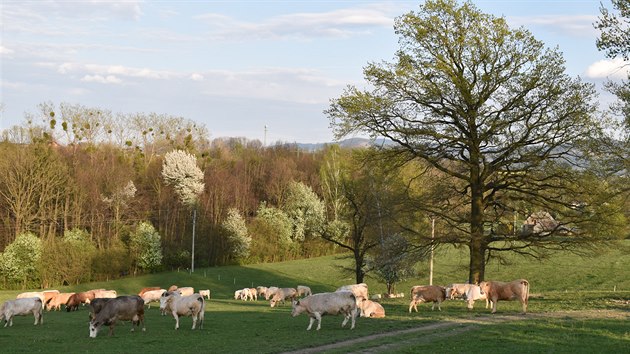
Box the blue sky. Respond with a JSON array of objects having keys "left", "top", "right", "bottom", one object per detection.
[{"left": 1, "top": 0, "right": 627, "bottom": 143}]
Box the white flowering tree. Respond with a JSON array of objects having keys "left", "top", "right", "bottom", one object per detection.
[
  {"left": 129, "top": 222, "right": 163, "bottom": 273},
  {"left": 0, "top": 232, "right": 42, "bottom": 288},
  {"left": 222, "top": 208, "right": 251, "bottom": 262},
  {"left": 161, "top": 149, "right": 204, "bottom": 271},
  {"left": 282, "top": 181, "right": 326, "bottom": 243}
]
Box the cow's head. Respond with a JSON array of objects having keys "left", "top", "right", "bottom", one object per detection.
[
  {"left": 159, "top": 295, "right": 173, "bottom": 311},
  {"left": 478, "top": 281, "right": 489, "bottom": 295},
  {"left": 88, "top": 320, "right": 101, "bottom": 338},
  {"left": 290, "top": 300, "right": 303, "bottom": 317}
]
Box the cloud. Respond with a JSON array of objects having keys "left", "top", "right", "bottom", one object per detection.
[
  {"left": 0, "top": 46, "right": 15, "bottom": 57},
  {"left": 195, "top": 5, "right": 395, "bottom": 40},
  {"left": 508, "top": 15, "right": 599, "bottom": 38},
  {"left": 190, "top": 73, "right": 204, "bottom": 81},
  {"left": 81, "top": 75, "right": 123, "bottom": 84},
  {"left": 57, "top": 63, "right": 177, "bottom": 80},
  {"left": 585, "top": 58, "right": 630, "bottom": 80}
]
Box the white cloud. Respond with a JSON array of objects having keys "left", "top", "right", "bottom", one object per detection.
[
  {"left": 58, "top": 63, "right": 177, "bottom": 80},
  {"left": 585, "top": 58, "right": 630, "bottom": 80},
  {"left": 0, "top": 46, "right": 15, "bottom": 57},
  {"left": 190, "top": 73, "right": 204, "bottom": 81},
  {"left": 508, "top": 15, "right": 598, "bottom": 38},
  {"left": 81, "top": 75, "right": 123, "bottom": 84}
]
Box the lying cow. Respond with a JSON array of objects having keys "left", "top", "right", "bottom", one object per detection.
[
  {"left": 270, "top": 288, "right": 298, "bottom": 307},
  {"left": 479, "top": 279, "right": 530, "bottom": 314},
  {"left": 160, "top": 292, "right": 205, "bottom": 330},
  {"left": 0, "top": 298, "right": 43, "bottom": 327},
  {"left": 291, "top": 291, "right": 358, "bottom": 331},
  {"left": 358, "top": 299, "right": 385, "bottom": 318},
  {"left": 464, "top": 284, "right": 491, "bottom": 310},
  {"left": 408, "top": 285, "right": 446, "bottom": 312},
  {"left": 336, "top": 283, "right": 368, "bottom": 305},
  {"left": 297, "top": 285, "right": 312, "bottom": 297},
  {"left": 89, "top": 295, "right": 145, "bottom": 337}
]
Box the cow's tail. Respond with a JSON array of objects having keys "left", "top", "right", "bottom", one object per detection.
[{"left": 197, "top": 295, "right": 205, "bottom": 328}]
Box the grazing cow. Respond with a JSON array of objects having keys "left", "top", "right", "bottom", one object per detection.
[
  {"left": 445, "top": 283, "right": 474, "bottom": 300},
  {"left": 464, "top": 285, "right": 491, "bottom": 310},
  {"left": 408, "top": 285, "right": 446, "bottom": 312},
  {"left": 16, "top": 292, "right": 45, "bottom": 304},
  {"left": 160, "top": 293, "right": 205, "bottom": 330},
  {"left": 336, "top": 283, "right": 369, "bottom": 306},
  {"left": 270, "top": 288, "right": 298, "bottom": 307},
  {"left": 297, "top": 285, "right": 312, "bottom": 297},
  {"left": 47, "top": 292, "right": 75, "bottom": 311},
  {"left": 358, "top": 299, "right": 385, "bottom": 318},
  {"left": 140, "top": 289, "right": 166, "bottom": 308},
  {"left": 248, "top": 288, "right": 258, "bottom": 301},
  {"left": 234, "top": 289, "right": 244, "bottom": 300},
  {"left": 66, "top": 292, "right": 92, "bottom": 312},
  {"left": 138, "top": 287, "right": 161, "bottom": 296},
  {"left": 0, "top": 298, "right": 43, "bottom": 327},
  {"left": 42, "top": 290, "right": 60, "bottom": 307},
  {"left": 291, "top": 292, "right": 358, "bottom": 331},
  {"left": 265, "top": 287, "right": 279, "bottom": 300},
  {"left": 256, "top": 286, "right": 268, "bottom": 298},
  {"left": 89, "top": 295, "right": 145, "bottom": 337},
  {"left": 92, "top": 289, "right": 117, "bottom": 299},
  {"left": 199, "top": 289, "right": 211, "bottom": 300},
  {"left": 478, "top": 279, "right": 530, "bottom": 314},
  {"left": 88, "top": 298, "right": 112, "bottom": 320}
]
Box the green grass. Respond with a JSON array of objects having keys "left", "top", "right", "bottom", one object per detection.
[{"left": 0, "top": 241, "right": 628, "bottom": 353}]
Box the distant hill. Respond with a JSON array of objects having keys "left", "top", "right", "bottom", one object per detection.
[{"left": 292, "top": 137, "right": 395, "bottom": 151}]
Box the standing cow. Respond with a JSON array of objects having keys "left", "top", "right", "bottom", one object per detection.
[
  {"left": 89, "top": 295, "right": 145, "bottom": 337},
  {"left": 291, "top": 292, "right": 358, "bottom": 331},
  {"left": 0, "top": 298, "right": 43, "bottom": 327},
  {"left": 270, "top": 288, "right": 298, "bottom": 307},
  {"left": 479, "top": 279, "right": 530, "bottom": 314},
  {"left": 464, "top": 284, "right": 491, "bottom": 310},
  {"left": 160, "top": 292, "right": 205, "bottom": 330},
  {"left": 408, "top": 285, "right": 447, "bottom": 312}
]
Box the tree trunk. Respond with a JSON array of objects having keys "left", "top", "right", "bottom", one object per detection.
[
  {"left": 354, "top": 248, "right": 364, "bottom": 284},
  {"left": 469, "top": 154, "right": 486, "bottom": 284},
  {"left": 468, "top": 239, "right": 486, "bottom": 284}
]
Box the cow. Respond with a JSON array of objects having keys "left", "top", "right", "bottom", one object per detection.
[
  {"left": 0, "top": 298, "right": 43, "bottom": 327},
  {"left": 174, "top": 287, "right": 194, "bottom": 297},
  {"left": 464, "top": 284, "right": 491, "bottom": 310},
  {"left": 42, "top": 290, "right": 60, "bottom": 308},
  {"left": 140, "top": 289, "right": 166, "bottom": 308},
  {"left": 160, "top": 292, "right": 205, "bottom": 330},
  {"left": 270, "top": 288, "right": 298, "bottom": 307},
  {"left": 336, "top": 283, "right": 369, "bottom": 305},
  {"left": 138, "top": 287, "right": 162, "bottom": 296},
  {"left": 168, "top": 285, "right": 178, "bottom": 292},
  {"left": 16, "top": 292, "right": 45, "bottom": 304},
  {"left": 66, "top": 292, "right": 93, "bottom": 312},
  {"left": 358, "top": 299, "right": 385, "bottom": 318},
  {"left": 291, "top": 291, "right": 358, "bottom": 331},
  {"left": 89, "top": 295, "right": 145, "bottom": 337},
  {"left": 408, "top": 285, "right": 446, "bottom": 313},
  {"left": 199, "top": 289, "right": 211, "bottom": 300},
  {"left": 256, "top": 286, "right": 268, "bottom": 298},
  {"left": 297, "top": 285, "right": 312, "bottom": 297},
  {"left": 478, "top": 279, "right": 530, "bottom": 314},
  {"left": 92, "top": 289, "right": 117, "bottom": 299},
  {"left": 88, "top": 298, "right": 112, "bottom": 320},
  {"left": 234, "top": 289, "right": 244, "bottom": 300},
  {"left": 248, "top": 288, "right": 258, "bottom": 301},
  {"left": 445, "top": 283, "right": 474, "bottom": 300},
  {"left": 265, "top": 286, "right": 279, "bottom": 300},
  {"left": 47, "top": 292, "right": 75, "bottom": 311}
]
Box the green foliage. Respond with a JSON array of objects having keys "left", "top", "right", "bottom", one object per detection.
[
  {"left": 91, "top": 243, "right": 131, "bottom": 280},
  {"left": 128, "top": 222, "right": 163, "bottom": 272},
  {"left": 0, "top": 232, "right": 42, "bottom": 288},
  {"left": 282, "top": 181, "right": 326, "bottom": 243},
  {"left": 222, "top": 208, "right": 251, "bottom": 261},
  {"left": 367, "top": 234, "right": 419, "bottom": 294},
  {"left": 255, "top": 202, "right": 294, "bottom": 248}
]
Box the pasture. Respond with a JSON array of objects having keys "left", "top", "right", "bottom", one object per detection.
[{"left": 0, "top": 242, "right": 628, "bottom": 353}]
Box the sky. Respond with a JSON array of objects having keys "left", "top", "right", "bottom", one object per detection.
[{"left": 1, "top": 0, "right": 628, "bottom": 144}]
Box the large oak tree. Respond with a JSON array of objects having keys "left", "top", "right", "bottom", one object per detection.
[{"left": 327, "top": 0, "right": 621, "bottom": 283}]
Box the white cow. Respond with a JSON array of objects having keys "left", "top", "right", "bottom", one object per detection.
[
  {"left": 16, "top": 292, "right": 45, "bottom": 304},
  {"left": 445, "top": 283, "right": 474, "bottom": 300},
  {"left": 265, "top": 287, "right": 279, "bottom": 300},
  {"left": 140, "top": 289, "right": 166, "bottom": 307},
  {"left": 92, "top": 289, "right": 117, "bottom": 299},
  {"left": 358, "top": 299, "right": 385, "bottom": 318},
  {"left": 270, "top": 288, "right": 298, "bottom": 307},
  {"left": 174, "top": 287, "right": 194, "bottom": 296},
  {"left": 0, "top": 298, "right": 43, "bottom": 327},
  {"left": 336, "top": 283, "right": 369, "bottom": 305},
  {"left": 234, "top": 289, "right": 244, "bottom": 300},
  {"left": 464, "top": 285, "right": 491, "bottom": 310},
  {"left": 291, "top": 292, "right": 358, "bottom": 331},
  {"left": 160, "top": 293, "right": 205, "bottom": 330},
  {"left": 297, "top": 285, "right": 312, "bottom": 297},
  {"left": 199, "top": 289, "right": 211, "bottom": 300}
]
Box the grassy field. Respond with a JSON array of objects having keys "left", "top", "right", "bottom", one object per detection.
[{"left": 0, "top": 241, "right": 628, "bottom": 353}]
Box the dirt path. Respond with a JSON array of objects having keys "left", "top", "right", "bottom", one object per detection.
[{"left": 281, "top": 310, "right": 628, "bottom": 354}]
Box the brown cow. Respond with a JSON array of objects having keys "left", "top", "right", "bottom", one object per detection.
[
  {"left": 47, "top": 292, "right": 75, "bottom": 311},
  {"left": 479, "top": 279, "right": 529, "bottom": 314},
  {"left": 66, "top": 292, "right": 92, "bottom": 312},
  {"left": 408, "top": 285, "right": 446, "bottom": 312}
]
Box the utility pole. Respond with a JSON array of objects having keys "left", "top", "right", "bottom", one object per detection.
[
  {"left": 264, "top": 125, "right": 267, "bottom": 147},
  {"left": 429, "top": 217, "right": 435, "bottom": 285}
]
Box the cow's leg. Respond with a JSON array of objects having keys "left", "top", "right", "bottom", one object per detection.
[
  {"left": 437, "top": 300, "right": 442, "bottom": 311},
  {"left": 307, "top": 316, "right": 316, "bottom": 331},
  {"left": 314, "top": 312, "right": 322, "bottom": 331},
  {"left": 350, "top": 308, "right": 357, "bottom": 329},
  {"left": 108, "top": 325, "right": 114, "bottom": 336},
  {"left": 408, "top": 300, "right": 415, "bottom": 313},
  {"left": 192, "top": 312, "right": 198, "bottom": 330},
  {"left": 491, "top": 298, "right": 498, "bottom": 314},
  {"left": 521, "top": 298, "right": 527, "bottom": 314}
]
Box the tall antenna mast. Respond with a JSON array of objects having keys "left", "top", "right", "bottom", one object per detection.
[{"left": 264, "top": 125, "right": 268, "bottom": 146}]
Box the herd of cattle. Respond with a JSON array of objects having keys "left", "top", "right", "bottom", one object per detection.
[{"left": 0, "top": 278, "right": 529, "bottom": 335}]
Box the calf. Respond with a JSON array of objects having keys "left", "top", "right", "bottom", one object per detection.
[
  {"left": 291, "top": 292, "right": 358, "bottom": 331},
  {"left": 0, "top": 298, "right": 43, "bottom": 327},
  {"left": 270, "top": 288, "right": 298, "bottom": 307},
  {"left": 89, "top": 295, "right": 145, "bottom": 337},
  {"left": 408, "top": 285, "right": 446, "bottom": 312},
  {"left": 358, "top": 299, "right": 385, "bottom": 318},
  {"left": 479, "top": 279, "right": 529, "bottom": 314},
  {"left": 297, "top": 285, "right": 312, "bottom": 297},
  {"left": 464, "top": 284, "right": 491, "bottom": 310},
  {"left": 160, "top": 293, "right": 205, "bottom": 330}
]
